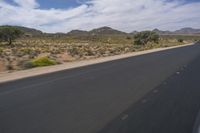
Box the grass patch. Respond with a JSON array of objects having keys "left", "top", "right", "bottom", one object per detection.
[
  {"left": 28, "top": 56, "right": 57, "bottom": 68},
  {"left": 32, "top": 56, "right": 56, "bottom": 67}
]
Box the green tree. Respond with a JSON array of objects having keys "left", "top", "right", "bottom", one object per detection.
[
  {"left": 0, "top": 26, "right": 23, "bottom": 45},
  {"left": 134, "top": 31, "right": 159, "bottom": 45}
]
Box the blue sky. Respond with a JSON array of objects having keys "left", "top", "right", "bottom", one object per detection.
[
  {"left": 37, "top": 0, "right": 81, "bottom": 9},
  {"left": 6, "top": 0, "right": 200, "bottom": 9},
  {"left": 6, "top": 0, "right": 85, "bottom": 9},
  {"left": 1, "top": 0, "right": 200, "bottom": 33}
]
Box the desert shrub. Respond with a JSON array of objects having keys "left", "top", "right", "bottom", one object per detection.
[
  {"left": 126, "top": 36, "right": 131, "bottom": 40},
  {"left": 0, "top": 48, "right": 3, "bottom": 53},
  {"left": 29, "top": 56, "right": 57, "bottom": 67},
  {"left": 21, "top": 61, "right": 35, "bottom": 69},
  {"left": 68, "top": 47, "right": 79, "bottom": 56},
  {"left": 134, "top": 31, "right": 159, "bottom": 45},
  {"left": 20, "top": 48, "right": 33, "bottom": 54},
  {"left": 6, "top": 64, "right": 14, "bottom": 70},
  {"left": 178, "top": 39, "right": 184, "bottom": 43}
]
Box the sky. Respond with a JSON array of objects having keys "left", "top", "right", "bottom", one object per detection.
[{"left": 0, "top": 0, "right": 200, "bottom": 33}]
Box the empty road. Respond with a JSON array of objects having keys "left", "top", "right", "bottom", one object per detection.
[{"left": 0, "top": 42, "right": 200, "bottom": 133}]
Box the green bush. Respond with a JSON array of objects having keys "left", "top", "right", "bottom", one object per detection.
[
  {"left": 134, "top": 31, "right": 159, "bottom": 45},
  {"left": 30, "top": 56, "right": 56, "bottom": 67}
]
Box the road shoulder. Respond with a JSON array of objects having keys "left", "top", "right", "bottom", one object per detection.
[{"left": 0, "top": 43, "right": 194, "bottom": 83}]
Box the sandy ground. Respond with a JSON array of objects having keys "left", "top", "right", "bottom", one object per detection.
[
  {"left": 0, "top": 43, "right": 194, "bottom": 83},
  {"left": 0, "top": 60, "right": 6, "bottom": 72}
]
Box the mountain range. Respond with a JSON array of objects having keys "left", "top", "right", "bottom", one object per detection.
[
  {"left": 1, "top": 26, "right": 200, "bottom": 36},
  {"left": 153, "top": 28, "right": 200, "bottom": 35},
  {"left": 67, "top": 26, "right": 127, "bottom": 36}
]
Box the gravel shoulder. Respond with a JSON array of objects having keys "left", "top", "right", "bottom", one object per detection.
[{"left": 0, "top": 43, "right": 194, "bottom": 83}]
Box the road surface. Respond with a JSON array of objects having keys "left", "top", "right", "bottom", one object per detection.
[{"left": 0, "top": 42, "right": 200, "bottom": 133}]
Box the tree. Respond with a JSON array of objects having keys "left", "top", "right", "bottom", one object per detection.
[
  {"left": 134, "top": 31, "right": 159, "bottom": 45},
  {"left": 0, "top": 26, "right": 23, "bottom": 45}
]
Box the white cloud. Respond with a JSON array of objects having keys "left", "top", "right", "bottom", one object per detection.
[{"left": 0, "top": 0, "right": 200, "bottom": 33}]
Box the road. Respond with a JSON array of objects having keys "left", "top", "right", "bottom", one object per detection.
[{"left": 0, "top": 42, "right": 200, "bottom": 133}]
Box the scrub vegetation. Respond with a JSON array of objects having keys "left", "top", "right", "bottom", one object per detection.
[{"left": 0, "top": 26, "right": 199, "bottom": 72}]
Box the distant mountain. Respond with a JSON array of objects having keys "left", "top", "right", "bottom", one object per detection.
[
  {"left": 153, "top": 29, "right": 172, "bottom": 35},
  {"left": 67, "top": 30, "right": 89, "bottom": 36},
  {"left": 1, "top": 26, "right": 43, "bottom": 36},
  {"left": 66, "top": 27, "right": 127, "bottom": 36},
  {"left": 129, "top": 31, "right": 138, "bottom": 35},
  {"left": 89, "top": 26, "right": 127, "bottom": 36},
  {"left": 174, "top": 27, "right": 200, "bottom": 34},
  {"left": 2, "top": 25, "right": 200, "bottom": 36},
  {"left": 151, "top": 28, "right": 200, "bottom": 35}
]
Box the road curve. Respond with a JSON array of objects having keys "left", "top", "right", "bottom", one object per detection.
[{"left": 0, "top": 42, "right": 200, "bottom": 133}]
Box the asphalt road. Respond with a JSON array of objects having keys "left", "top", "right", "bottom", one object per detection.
[{"left": 0, "top": 42, "right": 200, "bottom": 133}]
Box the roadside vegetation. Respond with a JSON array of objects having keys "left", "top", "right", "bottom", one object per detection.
[
  {"left": 0, "top": 26, "right": 199, "bottom": 72},
  {"left": 24, "top": 56, "right": 57, "bottom": 68},
  {"left": 134, "top": 31, "right": 159, "bottom": 45}
]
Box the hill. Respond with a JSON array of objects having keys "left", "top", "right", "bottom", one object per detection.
[
  {"left": 153, "top": 29, "right": 172, "bottom": 35},
  {"left": 15, "top": 26, "right": 43, "bottom": 36},
  {"left": 89, "top": 26, "right": 127, "bottom": 36},
  {"left": 174, "top": 27, "right": 200, "bottom": 34},
  {"left": 0, "top": 25, "right": 43, "bottom": 36},
  {"left": 152, "top": 28, "right": 200, "bottom": 35},
  {"left": 67, "top": 30, "right": 89, "bottom": 36}
]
